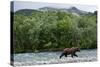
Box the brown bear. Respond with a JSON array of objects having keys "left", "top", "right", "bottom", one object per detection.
[{"left": 60, "top": 47, "right": 80, "bottom": 59}]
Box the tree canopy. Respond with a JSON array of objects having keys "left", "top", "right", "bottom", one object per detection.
[{"left": 12, "top": 10, "right": 97, "bottom": 53}]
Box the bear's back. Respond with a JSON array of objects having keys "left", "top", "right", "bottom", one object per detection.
[{"left": 63, "top": 47, "right": 77, "bottom": 53}]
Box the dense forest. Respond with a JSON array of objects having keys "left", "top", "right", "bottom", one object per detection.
[{"left": 12, "top": 7, "right": 97, "bottom": 53}]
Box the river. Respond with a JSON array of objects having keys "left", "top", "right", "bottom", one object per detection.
[{"left": 13, "top": 49, "right": 97, "bottom": 66}]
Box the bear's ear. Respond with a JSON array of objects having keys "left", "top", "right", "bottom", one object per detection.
[{"left": 76, "top": 47, "right": 80, "bottom": 49}]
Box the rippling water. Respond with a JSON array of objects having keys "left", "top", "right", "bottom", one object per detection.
[{"left": 13, "top": 49, "right": 97, "bottom": 66}]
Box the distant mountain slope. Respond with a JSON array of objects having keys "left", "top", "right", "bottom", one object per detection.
[
  {"left": 15, "top": 9, "right": 41, "bottom": 16},
  {"left": 39, "top": 6, "right": 88, "bottom": 15},
  {"left": 14, "top": 6, "right": 93, "bottom": 16},
  {"left": 66, "top": 7, "right": 88, "bottom": 15}
]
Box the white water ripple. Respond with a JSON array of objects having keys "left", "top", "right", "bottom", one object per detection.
[{"left": 13, "top": 49, "right": 97, "bottom": 66}]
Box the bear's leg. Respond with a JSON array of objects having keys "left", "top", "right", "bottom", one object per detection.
[
  {"left": 71, "top": 54, "right": 74, "bottom": 58},
  {"left": 74, "top": 54, "right": 78, "bottom": 57},
  {"left": 65, "top": 53, "right": 67, "bottom": 57},
  {"left": 60, "top": 52, "right": 65, "bottom": 59}
]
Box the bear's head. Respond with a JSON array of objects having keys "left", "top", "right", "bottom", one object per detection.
[{"left": 75, "top": 47, "right": 80, "bottom": 52}]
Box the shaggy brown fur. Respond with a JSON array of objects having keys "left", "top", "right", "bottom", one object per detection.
[{"left": 60, "top": 47, "right": 80, "bottom": 59}]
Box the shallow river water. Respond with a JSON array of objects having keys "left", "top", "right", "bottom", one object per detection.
[{"left": 13, "top": 49, "right": 97, "bottom": 66}]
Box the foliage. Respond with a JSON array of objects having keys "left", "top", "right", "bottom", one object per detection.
[{"left": 13, "top": 10, "right": 97, "bottom": 53}]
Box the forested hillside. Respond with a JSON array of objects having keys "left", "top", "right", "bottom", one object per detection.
[{"left": 12, "top": 8, "right": 97, "bottom": 53}]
